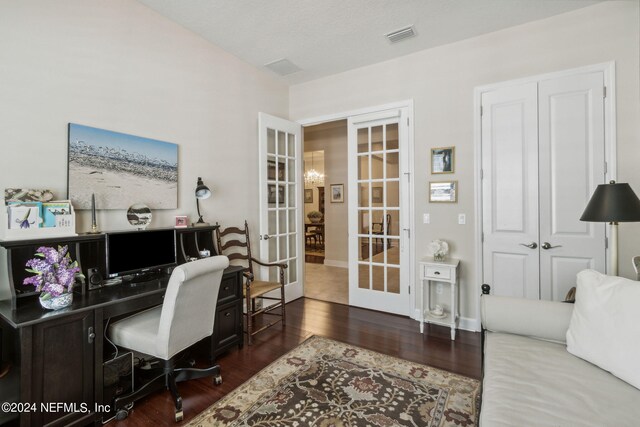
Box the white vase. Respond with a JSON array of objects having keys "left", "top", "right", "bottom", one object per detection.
[{"left": 39, "top": 292, "right": 73, "bottom": 310}]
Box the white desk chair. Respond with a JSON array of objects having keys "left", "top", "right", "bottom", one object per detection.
[
  {"left": 633, "top": 256, "right": 640, "bottom": 280},
  {"left": 108, "top": 256, "right": 229, "bottom": 422}
]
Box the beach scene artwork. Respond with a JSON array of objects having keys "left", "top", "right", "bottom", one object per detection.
[{"left": 68, "top": 124, "right": 178, "bottom": 209}]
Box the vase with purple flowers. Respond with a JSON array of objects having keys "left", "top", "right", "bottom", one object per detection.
[{"left": 23, "top": 245, "right": 80, "bottom": 310}]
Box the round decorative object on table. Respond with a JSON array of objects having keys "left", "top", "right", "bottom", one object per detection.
[
  {"left": 39, "top": 292, "right": 73, "bottom": 310},
  {"left": 429, "top": 309, "right": 447, "bottom": 319},
  {"left": 127, "top": 203, "right": 152, "bottom": 230}
]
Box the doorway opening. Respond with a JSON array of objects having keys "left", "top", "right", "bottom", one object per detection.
[{"left": 303, "top": 120, "right": 349, "bottom": 305}]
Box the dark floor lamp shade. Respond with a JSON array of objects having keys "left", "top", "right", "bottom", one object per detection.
[
  {"left": 580, "top": 181, "right": 640, "bottom": 276},
  {"left": 580, "top": 182, "right": 640, "bottom": 222}
]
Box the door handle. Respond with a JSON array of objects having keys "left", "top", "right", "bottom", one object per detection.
[
  {"left": 260, "top": 234, "right": 271, "bottom": 240},
  {"left": 519, "top": 242, "right": 537, "bottom": 249},
  {"left": 541, "top": 242, "right": 562, "bottom": 250}
]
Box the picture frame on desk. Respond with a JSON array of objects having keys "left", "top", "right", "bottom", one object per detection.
[{"left": 175, "top": 215, "right": 188, "bottom": 228}]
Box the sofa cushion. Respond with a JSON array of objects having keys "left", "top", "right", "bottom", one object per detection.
[
  {"left": 481, "top": 332, "right": 640, "bottom": 427},
  {"left": 566, "top": 269, "right": 640, "bottom": 390}
]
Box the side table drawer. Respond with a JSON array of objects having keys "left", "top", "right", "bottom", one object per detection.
[{"left": 424, "top": 266, "right": 452, "bottom": 280}]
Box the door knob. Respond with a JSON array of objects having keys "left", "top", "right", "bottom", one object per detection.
[
  {"left": 262, "top": 234, "right": 271, "bottom": 240},
  {"left": 519, "top": 242, "right": 537, "bottom": 249},
  {"left": 541, "top": 242, "right": 562, "bottom": 250}
]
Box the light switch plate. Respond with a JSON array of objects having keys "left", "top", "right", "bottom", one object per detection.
[
  {"left": 458, "top": 214, "right": 466, "bottom": 225},
  {"left": 423, "top": 213, "right": 430, "bottom": 224}
]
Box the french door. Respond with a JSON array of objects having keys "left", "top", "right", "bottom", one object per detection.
[
  {"left": 347, "top": 108, "right": 411, "bottom": 315},
  {"left": 481, "top": 70, "right": 607, "bottom": 301},
  {"left": 258, "top": 113, "right": 303, "bottom": 301}
]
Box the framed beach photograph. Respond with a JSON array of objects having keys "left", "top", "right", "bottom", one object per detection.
[
  {"left": 372, "top": 187, "right": 383, "bottom": 203},
  {"left": 431, "top": 146, "right": 455, "bottom": 174},
  {"left": 67, "top": 123, "right": 178, "bottom": 209},
  {"left": 268, "top": 184, "right": 285, "bottom": 204},
  {"left": 330, "top": 184, "right": 344, "bottom": 203},
  {"left": 429, "top": 181, "right": 457, "bottom": 203},
  {"left": 304, "top": 189, "right": 313, "bottom": 203}
]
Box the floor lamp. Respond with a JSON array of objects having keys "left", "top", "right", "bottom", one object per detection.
[{"left": 580, "top": 181, "right": 640, "bottom": 276}]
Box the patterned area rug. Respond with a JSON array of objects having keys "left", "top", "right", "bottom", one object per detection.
[{"left": 187, "top": 336, "right": 480, "bottom": 426}]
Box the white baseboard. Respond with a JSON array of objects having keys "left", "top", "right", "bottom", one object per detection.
[{"left": 323, "top": 259, "right": 348, "bottom": 269}]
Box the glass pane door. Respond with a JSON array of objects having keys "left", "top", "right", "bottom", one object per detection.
[
  {"left": 259, "top": 113, "right": 303, "bottom": 301},
  {"left": 348, "top": 109, "right": 409, "bottom": 315}
]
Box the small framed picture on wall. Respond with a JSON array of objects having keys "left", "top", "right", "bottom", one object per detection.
[
  {"left": 330, "top": 184, "right": 344, "bottom": 203},
  {"left": 431, "top": 146, "right": 455, "bottom": 174},
  {"left": 304, "top": 189, "right": 313, "bottom": 203},
  {"left": 429, "top": 181, "right": 457, "bottom": 203},
  {"left": 371, "top": 187, "right": 383, "bottom": 203}
]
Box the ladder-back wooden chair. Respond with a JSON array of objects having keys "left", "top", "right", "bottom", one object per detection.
[{"left": 215, "top": 221, "right": 287, "bottom": 345}]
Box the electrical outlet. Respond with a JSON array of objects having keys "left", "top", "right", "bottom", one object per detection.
[
  {"left": 423, "top": 213, "right": 430, "bottom": 224},
  {"left": 436, "top": 283, "right": 443, "bottom": 294},
  {"left": 458, "top": 213, "right": 466, "bottom": 225}
]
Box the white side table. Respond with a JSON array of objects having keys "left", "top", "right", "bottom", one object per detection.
[{"left": 419, "top": 257, "right": 460, "bottom": 340}]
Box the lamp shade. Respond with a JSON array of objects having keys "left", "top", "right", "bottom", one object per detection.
[
  {"left": 580, "top": 182, "right": 640, "bottom": 222},
  {"left": 195, "top": 177, "right": 211, "bottom": 200}
]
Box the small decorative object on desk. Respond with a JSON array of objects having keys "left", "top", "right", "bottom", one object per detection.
[
  {"left": 175, "top": 215, "right": 188, "bottom": 228},
  {"left": 428, "top": 239, "right": 449, "bottom": 261},
  {"left": 127, "top": 203, "right": 152, "bottom": 230},
  {"left": 88, "top": 193, "right": 100, "bottom": 234},
  {"left": 23, "top": 245, "right": 80, "bottom": 310}
]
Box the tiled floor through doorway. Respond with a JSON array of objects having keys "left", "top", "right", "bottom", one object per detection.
[{"left": 304, "top": 263, "right": 348, "bottom": 305}]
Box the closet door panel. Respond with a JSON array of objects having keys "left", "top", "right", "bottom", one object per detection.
[
  {"left": 538, "top": 71, "right": 606, "bottom": 300},
  {"left": 481, "top": 82, "right": 540, "bottom": 299}
]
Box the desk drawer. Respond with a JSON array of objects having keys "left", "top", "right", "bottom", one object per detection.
[
  {"left": 424, "top": 266, "right": 451, "bottom": 280},
  {"left": 218, "top": 275, "right": 239, "bottom": 305},
  {"left": 214, "top": 302, "right": 241, "bottom": 348}
]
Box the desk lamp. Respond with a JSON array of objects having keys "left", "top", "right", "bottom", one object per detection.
[
  {"left": 580, "top": 181, "right": 640, "bottom": 275},
  {"left": 194, "top": 177, "right": 211, "bottom": 226}
]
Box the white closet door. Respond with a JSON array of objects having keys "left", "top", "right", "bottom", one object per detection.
[
  {"left": 481, "top": 82, "right": 540, "bottom": 298},
  {"left": 538, "top": 72, "right": 606, "bottom": 301}
]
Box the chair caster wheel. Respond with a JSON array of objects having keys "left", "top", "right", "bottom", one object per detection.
[
  {"left": 175, "top": 409, "right": 184, "bottom": 422},
  {"left": 115, "top": 409, "right": 129, "bottom": 421},
  {"left": 214, "top": 374, "right": 223, "bottom": 385}
]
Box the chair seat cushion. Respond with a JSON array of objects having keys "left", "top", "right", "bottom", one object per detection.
[
  {"left": 108, "top": 306, "right": 162, "bottom": 359},
  {"left": 245, "top": 280, "right": 281, "bottom": 298}
]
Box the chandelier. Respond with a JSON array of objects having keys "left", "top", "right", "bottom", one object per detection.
[{"left": 304, "top": 152, "right": 324, "bottom": 186}]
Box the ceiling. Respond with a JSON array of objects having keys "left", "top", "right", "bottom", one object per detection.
[{"left": 137, "top": 0, "right": 605, "bottom": 85}]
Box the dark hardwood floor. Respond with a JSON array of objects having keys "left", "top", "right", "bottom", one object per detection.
[{"left": 110, "top": 298, "right": 482, "bottom": 426}]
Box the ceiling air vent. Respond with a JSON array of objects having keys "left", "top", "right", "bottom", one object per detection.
[
  {"left": 385, "top": 25, "right": 416, "bottom": 44},
  {"left": 264, "top": 58, "right": 302, "bottom": 76}
]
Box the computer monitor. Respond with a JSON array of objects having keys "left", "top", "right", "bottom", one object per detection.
[{"left": 106, "top": 229, "right": 177, "bottom": 279}]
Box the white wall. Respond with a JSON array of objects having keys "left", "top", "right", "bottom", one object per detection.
[
  {"left": 289, "top": 1, "right": 640, "bottom": 324},
  {"left": 0, "top": 0, "right": 288, "bottom": 238}
]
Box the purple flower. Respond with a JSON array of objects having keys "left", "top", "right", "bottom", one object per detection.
[
  {"left": 23, "top": 245, "right": 78, "bottom": 299},
  {"left": 36, "top": 246, "right": 65, "bottom": 265}
]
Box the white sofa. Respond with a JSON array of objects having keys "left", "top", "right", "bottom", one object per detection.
[{"left": 480, "top": 294, "right": 640, "bottom": 426}]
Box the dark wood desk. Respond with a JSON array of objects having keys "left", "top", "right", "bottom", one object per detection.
[{"left": 0, "top": 227, "right": 243, "bottom": 427}]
